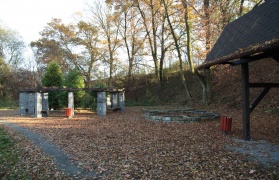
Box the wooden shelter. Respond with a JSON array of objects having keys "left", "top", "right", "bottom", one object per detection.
[{"left": 197, "top": 0, "right": 279, "bottom": 140}]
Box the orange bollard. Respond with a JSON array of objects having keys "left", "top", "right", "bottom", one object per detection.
[
  {"left": 226, "top": 117, "right": 232, "bottom": 132},
  {"left": 220, "top": 116, "right": 232, "bottom": 133},
  {"left": 65, "top": 108, "right": 72, "bottom": 117}
]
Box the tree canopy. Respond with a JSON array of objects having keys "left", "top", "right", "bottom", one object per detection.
[{"left": 0, "top": 24, "right": 25, "bottom": 68}]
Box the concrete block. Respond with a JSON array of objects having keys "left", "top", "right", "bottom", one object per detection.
[
  {"left": 119, "top": 92, "right": 125, "bottom": 112},
  {"left": 68, "top": 92, "right": 74, "bottom": 117},
  {"left": 35, "top": 92, "right": 42, "bottom": 118},
  {"left": 97, "top": 92, "right": 106, "bottom": 116}
]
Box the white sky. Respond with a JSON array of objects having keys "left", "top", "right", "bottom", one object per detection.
[{"left": 0, "top": 0, "right": 86, "bottom": 44}]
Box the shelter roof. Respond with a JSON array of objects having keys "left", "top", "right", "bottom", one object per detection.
[
  {"left": 19, "top": 87, "right": 125, "bottom": 93},
  {"left": 198, "top": 0, "right": 279, "bottom": 69}
]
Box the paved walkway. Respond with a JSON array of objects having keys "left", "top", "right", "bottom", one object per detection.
[
  {"left": 227, "top": 138, "right": 279, "bottom": 165},
  {"left": 226, "top": 138, "right": 279, "bottom": 175},
  {"left": 0, "top": 120, "right": 97, "bottom": 178}
]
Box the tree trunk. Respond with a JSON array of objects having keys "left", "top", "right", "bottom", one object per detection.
[
  {"left": 163, "top": 0, "right": 192, "bottom": 105},
  {"left": 182, "top": 0, "right": 210, "bottom": 105},
  {"left": 183, "top": 0, "right": 194, "bottom": 73},
  {"left": 239, "top": 0, "right": 245, "bottom": 16},
  {"left": 136, "top": 1, "right": 159, "bottom": 80},
  {"left": 159, "top": 16, "right": 167, "bottom": 85},
  {"left": 203, "top": 0, "right": 211, "bottom": 54}
]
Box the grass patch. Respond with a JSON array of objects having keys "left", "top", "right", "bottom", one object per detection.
[{"left": 0, "top": 127, "right": 20, "bottom": 179}]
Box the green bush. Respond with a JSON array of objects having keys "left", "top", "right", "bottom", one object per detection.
[
  {"left": 0, "top": 100, "right": 18, "bottom": 109},
  {"left": 59, "top": 68, "right": 85, "bottom": 108},
  {"left": 81, "top": 81, "right": 108, "bottom": 111}
]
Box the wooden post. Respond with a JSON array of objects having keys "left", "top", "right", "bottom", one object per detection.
[{"left": 241, "top": 63, "right": 251, "bottom": 140}]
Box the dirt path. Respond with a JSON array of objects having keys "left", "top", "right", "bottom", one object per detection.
[{"left": 0, "top": 120, "right": 97, "bottom": 179}]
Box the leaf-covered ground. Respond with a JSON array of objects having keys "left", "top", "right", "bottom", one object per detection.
[
  {"left": 0, "top": 124, "right": 71, "bottom": 179},
  {"left": 0, "top": 107, "right": 278, "bottom": 179}
]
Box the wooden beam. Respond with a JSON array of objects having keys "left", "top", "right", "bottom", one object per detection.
[
  {"left": 249, "top": 83, "right": 279, "bottom": 88},
  {"left": 250, "top": 87, "right": 271, "bottom": 113},
  {"left": 19, "top": 87, "right": 125, "bottom": 93},
  {"left": 228, "top": 58, "right": 260, "bottom": 66},
  {"left": 249, "top": 83, "right": 278, "bottom": 113},
  {"left": 241, "top": 63, "right": 251, "bottom": 141}
]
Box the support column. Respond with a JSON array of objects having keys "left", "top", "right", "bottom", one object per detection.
[
  {"left": 68, "top": 92, "right": 74, "bottom": 117},
  {"left": 107, "top": 94, "right": 111, "bottom": 108},
  {"left": 19, "top": 92, "right": 26, "bottom": 115},
  {"left": 97, "top": 92, "right": 106, "bottom": 116},
  {"left": 24, "top": 93, "right": 29, "bottom": 115},
  {"left": 42, "top": 92, "right": 49, "bottom": 117},
  {"left": 28, "top": 93, "right": 35, "bottom": 115},
  {"left": 35, "top": 92, "right": 42, "bottom": 118},
  {"left": 241, "top": 63, "right": 251, "bottom": 140},
  {"left": 119, "top": 92, "right": 125, "bottom": 112},
  {"left": 111, "top": 93, "right": 119, "bottom": 109}
]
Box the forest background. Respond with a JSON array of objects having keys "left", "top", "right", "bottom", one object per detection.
[{"left": 0, "top": 0, "right": 270, "bottom": 109}]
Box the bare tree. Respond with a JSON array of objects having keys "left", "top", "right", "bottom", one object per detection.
[
  {"left": 135, "top": 0, "right": 172, "bottom": 82},
  {"left": 163, "top": 0, "right": 192, "bottom": 105},
  {"left": 76, "top": 21, "right": 101, "bottom": 87},
  {"left": 0, "top": 25, "right": 25, "bottom": 69},
  {"left": 117, "top": 1, "right": 146, "bottom": 79},
  {"left": 87, "top": 1, "right": 122, "bottom": 86}
]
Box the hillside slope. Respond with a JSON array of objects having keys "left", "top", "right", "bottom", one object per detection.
[{"left": 124, "top": 58, "right": 278, "bottom": 111}]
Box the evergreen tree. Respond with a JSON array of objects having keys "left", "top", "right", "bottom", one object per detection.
[
  {"left": 42, "top": 61, "right": 63, "bottom": 109},
  {"left": 60, "top": 68, "right": 85, "bottom": 108}
]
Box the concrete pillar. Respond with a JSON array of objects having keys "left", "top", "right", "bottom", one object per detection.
[
  {"left": 106, "top": 94, "right": 111, "bottom": 108},
  {"left": 68, "top": 92, "right": 74, "bottom": 117},
  {"left": 119, "top": 92, "right": 125, "bottom": 112},
  {"left": 19, "top": 92, "right": 27, "bottom": 115},
  {"left": 42, "top": 92, "right": 49, "bottom": 117},
  {"left": 97, "top": 92, "right": 106, "bottom": 116},
  {"left": 111, "top": 93, "right": 119, "bottom": 109},
  {"left": 28, "top": 93, "right": 35, "bottom": 115},
  {"left": 24, "top": 93, "right": 29, "bottom": 114},
  {"left": 35, "top": 92, "right": 42, "bottom": 118}
]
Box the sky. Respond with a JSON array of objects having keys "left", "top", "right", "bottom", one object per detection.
[{"left": 0, "top": 0, "right": 86, "bottom": 44}]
